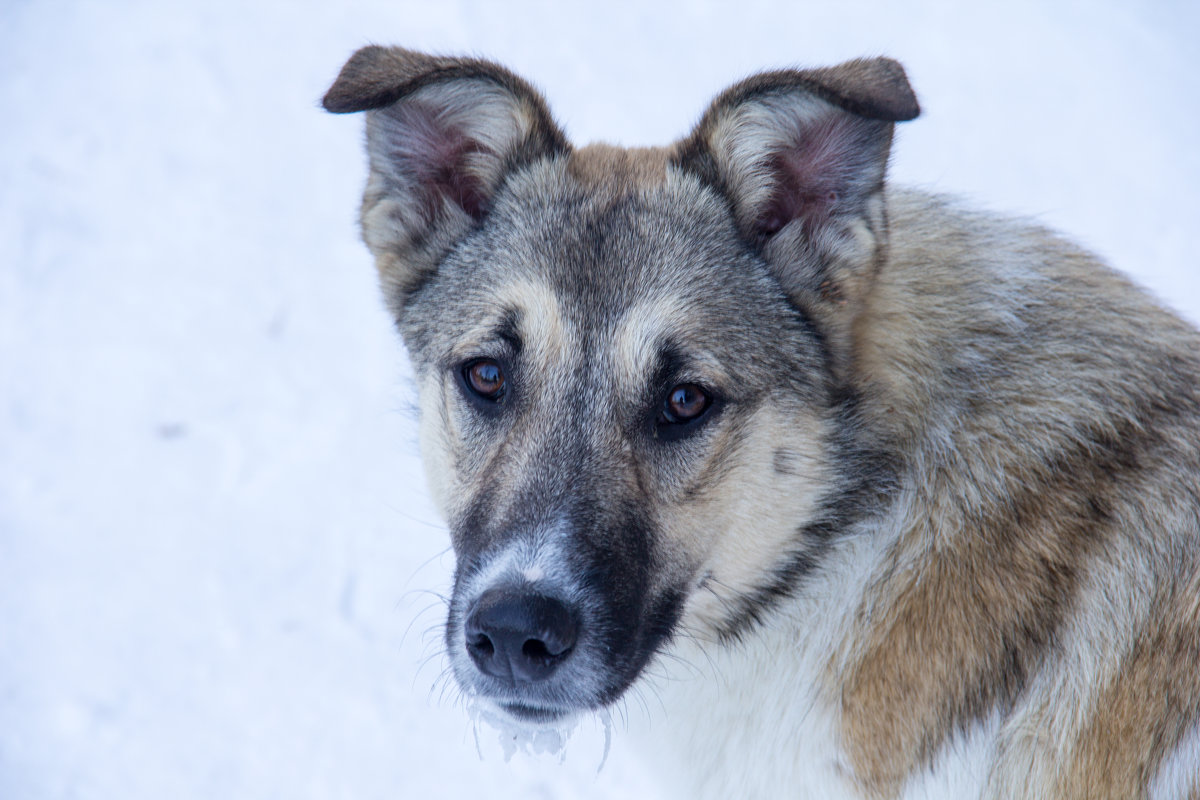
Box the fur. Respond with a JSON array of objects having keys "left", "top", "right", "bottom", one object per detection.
[{"left": 324, "top": 47, "right": 1200, "bottom": 798}]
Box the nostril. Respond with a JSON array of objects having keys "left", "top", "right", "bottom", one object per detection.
[
  {"left": 469, "top": 632, "right": 495, "bottom": 659},
  {"left": 521, "top": 637, "right": 569, "bottom": 665}
]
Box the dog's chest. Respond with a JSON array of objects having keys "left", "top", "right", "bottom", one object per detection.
[
  {"left": 631, "top": 595, "right": 997, "bottom": 799},
  {"left": 635, "top": 628, "right": 853, "bottom": 798}
]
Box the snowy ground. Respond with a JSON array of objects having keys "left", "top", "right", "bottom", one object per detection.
[{"left": 2, "top": 2, "right": 1198, "bottom": 798}]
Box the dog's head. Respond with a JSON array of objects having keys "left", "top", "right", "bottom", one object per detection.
[{"left": 325, "top": 48, "right": 917, "bottom": 722}]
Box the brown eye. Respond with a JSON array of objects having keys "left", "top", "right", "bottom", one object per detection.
[
  {"left": 464, "top": 359, "right": 505, "bottom": 401},
  {"left": 662, "top": 383, "right": 710, "bottom": 424}
]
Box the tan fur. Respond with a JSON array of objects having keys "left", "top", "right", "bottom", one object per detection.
[
  {"left": 610, "top": 296, "right": 733, "bottom": 396},
  {"left": 676, "top": 405, "right": 833, "bottom": 631},
  {"left": 1061, "top": 563, "right": 1200, "bottom": 798},
  {"left": 838, "top": 493, "right": 1098, "bottom": 796},
  {"left": 567, "top": 143, "right": 670, "bottom": 190}
]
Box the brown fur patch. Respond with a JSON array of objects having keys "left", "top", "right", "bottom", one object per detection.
[
  {"left": 1060, "top": 563, "right": 1200, "bottom": 798},
  {"left": 567, "top": 143, "right": 669, "bottom": 191},
  {"left": 833, "top": 387, "right": 1180, "bottom": 795},
  {"left": 839, "top": 470, "right": 1103, "bottom": 796}
]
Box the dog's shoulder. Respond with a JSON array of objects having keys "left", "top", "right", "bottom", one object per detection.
[{"left": 839, "top": 187, "right": 1200, "bottom": 798}]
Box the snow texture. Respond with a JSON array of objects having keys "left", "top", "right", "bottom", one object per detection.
[{"left": 1, "top": 1, "right": 1198, "bottom": 798}]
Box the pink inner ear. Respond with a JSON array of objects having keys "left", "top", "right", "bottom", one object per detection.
[
  {"left": 386, "top": 102, "right": 493, "bottom": 221},
  {"left": 758, "top": 114, "right": 864, "bottom": 237}
]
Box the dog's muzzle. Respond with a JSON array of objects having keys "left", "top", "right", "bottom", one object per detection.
[{"left": 448, "top": 520, "right": 680, "bottom": 722}]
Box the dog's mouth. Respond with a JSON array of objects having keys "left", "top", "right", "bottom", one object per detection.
[{"left": 499, "top": 701, "right": 571, "bottom": 723}]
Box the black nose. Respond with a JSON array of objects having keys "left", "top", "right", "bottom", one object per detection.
[{"left": 464, "top": 589, "right": 578, "bottom": 684}]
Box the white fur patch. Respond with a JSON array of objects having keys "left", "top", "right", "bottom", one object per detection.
[
  {"left": 677, "top": 405, "right": 831, "bottom": 632},
  {"left": 1149, "top": 718, "right": 1200, "bottom": 800},
  {"left": 898, "top": 714, "right": 997, "bottom": 800},
  {"left": 459, "top": 521, "right": 575, "bottom": 604},
  {"left": 633, "top": 531, "right": 888, "bottom": 799}
]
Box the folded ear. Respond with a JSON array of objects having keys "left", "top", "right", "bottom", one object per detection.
[
  {"left": 324, "top": 46, "right": 569, "bottom": 314},
  {"left": 675, "top": 58, "right": 918, "bottom": 377}
]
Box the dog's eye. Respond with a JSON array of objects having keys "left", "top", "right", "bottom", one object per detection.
[
  {"left": 661, "top": 383, "right": 711, "bottom": 425},
  {"left": 463, "top": 359, "right": 506, "bottom": 401}
]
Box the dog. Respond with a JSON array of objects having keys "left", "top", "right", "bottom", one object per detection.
[{"left": 323, "top": 47, "right": 1200, "bottom": 799}]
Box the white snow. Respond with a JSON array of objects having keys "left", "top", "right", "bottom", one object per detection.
[
  {"left": 466, "top": 699, "right": 614, "bottom": 771},
  {"left": 1, "top": 1, "right": 1197, "bottom": 798}
]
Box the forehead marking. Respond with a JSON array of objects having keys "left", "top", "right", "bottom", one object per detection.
[
  {"left": 452, "top": 277, "right": 571, "bottom": 369},
  {"left": 611, "top": 296, "right": 688, "bottom": 388},
  {"left": 502, "top": 278, "right": 570, "bottom": 368},
  {"left": 611, "top": 296, "right": 731, "bottom": 389}
]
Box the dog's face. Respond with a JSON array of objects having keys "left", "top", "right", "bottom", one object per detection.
[
  {"left": 324, "top": 48, "right": 918, "bottom": 721},
  {"left": 406, "top": 160, "right": 836, "bottom": 720}
]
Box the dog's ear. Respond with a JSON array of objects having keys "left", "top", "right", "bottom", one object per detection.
[
  {"left": 324, "top": 46, "right": 570, "bottom": 313},
  {"left": 676, "top": 58, "right": 918, "bottom": 377}
]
